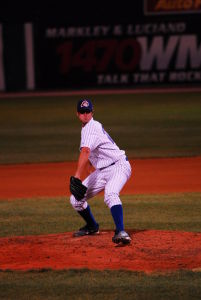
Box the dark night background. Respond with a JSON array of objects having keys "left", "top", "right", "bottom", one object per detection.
[{"left": 0, "top": 3, "right": 143, "bottom": 23}]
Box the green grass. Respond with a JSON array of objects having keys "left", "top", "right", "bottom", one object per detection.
[
  {"left": 0, "top": 193, "right": 201, "bottom": 237},
  {"left": 1, "top": 193, "right": 201, "bottom": 299},
  {"left": 0, "top": 92, "right": 201, "bottom": 164},
  {"left": 0, "top": 269, "right": 201, "bottom": 300},
  {"left": 1, "top": 91, "right": 201, "bottom": 299}
]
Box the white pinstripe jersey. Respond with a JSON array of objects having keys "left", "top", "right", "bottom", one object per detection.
[{"left": 80, "top": 118, "right": 125, "bottom": 169}]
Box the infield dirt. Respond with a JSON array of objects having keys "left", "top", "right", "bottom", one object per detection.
[
  {"left": 0, "top": 157, "right": 201, "bottom": 273},
  {"left": 1, "top": 157, "right": 201, "bottom": 199}
]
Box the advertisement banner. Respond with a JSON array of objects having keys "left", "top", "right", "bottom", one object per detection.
[
  {"left": 35, "top": 16, "right": 201, "bottom": 89},
  {"left": 144, "top": 0, "right": 201, "bottom": 15}
]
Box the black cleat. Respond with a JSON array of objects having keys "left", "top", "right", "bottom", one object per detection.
[{"left": 73, "top": 224, "right": 99, "bottom": 237}]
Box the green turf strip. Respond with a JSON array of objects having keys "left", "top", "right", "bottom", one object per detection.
[
  {"left": 0, "top": 193, "right": 201, "bottom": 237},
  {"left": 0, "top": 269, "right": 201, "bottom": 300},
  {"left": 0, "top": 92, "right": 201, "bottom": 164}
]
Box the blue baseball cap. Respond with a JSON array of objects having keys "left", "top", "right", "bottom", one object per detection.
[{"left": 77, "top": 99, "right": 93, "bottom": 113}]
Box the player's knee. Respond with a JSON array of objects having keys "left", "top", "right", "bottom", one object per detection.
[
  {"left": 70, "top": 194, "right": 87, "bottom": 211},
  {"left": 104, "top": 192, "right": 122, "bottom": 209}
]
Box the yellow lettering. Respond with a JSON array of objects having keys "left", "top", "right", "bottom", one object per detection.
[
  {"left": 183, "top": 0, "right": 193, "bottom": 9},
  {"left": 176, "top": 0, "right": 182, "bottom": 9},
  {"left": 194, "top": 0, "right": 201, "bottom": 8},
  {"left": 155, "top": 0, "right": 201, "bottom": 10},
  {"left": 169, "top": 0, "right": 176, "bottom": 8},
  {"left": 155, "top": 0, "right": 167, "bottom": 10}
]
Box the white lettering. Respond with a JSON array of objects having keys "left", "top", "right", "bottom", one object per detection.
[
  {"left": 176, "top": 35, "right": 201, "bottom": 69},
  {"left": 46, "top": 28, "right": 57, "bottom": 38},
  {"left": 127, "top": 23, "right": 186, "bottom": 35},
  {"left": 133, "top": 72, "right": 166, "bottom": 83},
  {"left": 58, "top": 28, "right": 66, "bottom": 37},
  {"left": 97, "top": 74, "right": 129, "bottom": 85},
  {"left": 67, "top": 27, "right": 76, "bottom": 37},
  {"left": 138, "top": 36, "right": 179, "bottom": 70},
  {"left": 46, "top": 26, "right": 111, "bottom": 38},
  {"left": 113, "top": 25, "right": 123, "bottom": 36},
  {"left": 169, "top": 71, "right": 201, "bottom": 81}
]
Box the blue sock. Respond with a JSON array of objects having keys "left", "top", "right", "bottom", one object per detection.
[
  {"left": 78, "top": 205, "right": 98, "bottom": 228},
  {"left": 110, "top": 205, "right": 124, "bottom": 233}
]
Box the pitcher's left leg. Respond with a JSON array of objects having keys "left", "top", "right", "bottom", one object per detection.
[{"left": 104, "top": 160, "right": 132, "bottom": 244}]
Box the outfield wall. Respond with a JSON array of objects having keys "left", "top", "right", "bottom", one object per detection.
[{"left": 0, "top": 1, "right": 201, "bottom": 92}]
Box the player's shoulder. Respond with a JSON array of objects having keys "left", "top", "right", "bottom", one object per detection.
[
  {"left": 91, "top": 119, "right": 103, "bottom": 133},
  {"left": 84, "top": 118, "right": 102, "bottom": 131},
  {"left": 91, "top": 118, "right": 102, "bottom": 128},
  {"left": 81, "top": 119, "right": 102, "bottom": 139}
]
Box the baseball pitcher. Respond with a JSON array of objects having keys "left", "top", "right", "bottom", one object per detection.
[{"left": 70, "top": 99, "right": 132, "bottom": 244}]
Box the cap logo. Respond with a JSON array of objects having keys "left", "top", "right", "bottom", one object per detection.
[{"left": 81, "top": 100, "right": 89, "bottom": 108}]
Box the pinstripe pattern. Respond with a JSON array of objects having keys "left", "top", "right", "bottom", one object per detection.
[
  {"left": 70, "top": 116, "right": 132, "bottom": 213},
  {"left": 80, "top": 118, "right": 125, "bottom": 169},
  {"left": 70, "top": 157, "right": 131, "bottom": 210}
]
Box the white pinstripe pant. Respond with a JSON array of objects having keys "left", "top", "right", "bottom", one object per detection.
[{"left": 70, "top": 157, "right": 132, "bottom": 211}]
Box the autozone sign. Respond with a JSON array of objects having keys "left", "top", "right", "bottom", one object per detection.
[{"left": 144, "top": 0, "right": 201, "bottom": 14}]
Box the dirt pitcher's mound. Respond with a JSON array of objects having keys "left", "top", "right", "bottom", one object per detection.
[{"left": 0, "top": 230, "right": 201, "bottom": 273}]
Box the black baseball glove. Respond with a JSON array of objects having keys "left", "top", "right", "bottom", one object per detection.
[{"left": 70, "top": 176, "right": 87, "bottom": 201}]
